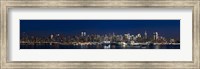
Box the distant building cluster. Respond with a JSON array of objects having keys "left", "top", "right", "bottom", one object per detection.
[{"left": 20, "top": 31, "right": 180, "bottom": 45}]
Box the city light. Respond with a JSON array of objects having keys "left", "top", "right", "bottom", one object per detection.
[
  {"left": 20, "top": 20, "right": 180, "bottom": 49},
  {"left": 20, "top": 31, "right": 180, "bottom": 48}
]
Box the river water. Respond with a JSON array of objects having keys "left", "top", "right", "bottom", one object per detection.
[{"left": 20, "top": 44, "right": 180, "bottom": 49}]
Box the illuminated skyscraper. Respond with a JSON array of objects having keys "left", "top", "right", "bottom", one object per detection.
[
  {"left": 137, "top": 33, "right": 141, "bottom": 38},
  {"left": 153, "top": 32, "right": 159, "bottom": 41},
  {"left": 144, "top": 31, "right": 147, "bottom": 39},
  {"left": 81, "top": 32, "right": 84, "bottom": 36},
  {"left": 81, "top": 32, "right": 86, "bottom": 36},
  {"left": 156, "top": 32, "right": 159, "bottom": 40},
  {"left": 50, "top": 34, "right": 53, "bottom": 39},
  {"left": 83, "top": 32, "right": 86, "bottom": 36}
]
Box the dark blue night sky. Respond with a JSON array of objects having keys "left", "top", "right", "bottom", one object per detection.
[{"left": 20, "top": 20, "right": 180, "bottom": 39}]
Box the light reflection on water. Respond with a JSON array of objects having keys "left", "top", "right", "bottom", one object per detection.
[{"left": 20, "top": 44, "right": 180, "bottom": 49}]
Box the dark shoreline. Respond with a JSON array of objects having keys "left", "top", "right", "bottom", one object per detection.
[{"left": 20, "top": 43, "right": 180, "bottom": 49}]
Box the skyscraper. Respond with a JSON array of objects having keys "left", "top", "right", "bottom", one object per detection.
[
  {"left": 153, "top": 32, "right": 159, "bottom": 41},
  {"left": 83, "top": 32, "right": 86, "bottom": 36},
  {"left": 137, "top": 33, "right": 141, "bottom": 38},
  {"left": 156, "top": 32, "right": 159, "bottom": 40},
  {"left": 50, "top": 34, "right": 53, "bottom": 39},
  {"left": 81, "top": 32, "right": 86, "bottom": 36},
  {"left": 144, "top": 31, "right": 147, "bottom": 39},
  {"left": 81, "top": 32, "right": 84, "bottom": 36}
]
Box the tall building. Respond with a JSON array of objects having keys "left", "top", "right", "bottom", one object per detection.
[
  {"left": 81, "top": 32, "right": 86, "bottom": 36},
  {"left": 144, "top": 31, "right": 147, "bottom": 39},
  {"left": 137, "top": 33, "right": 141, "bottom": 38},
  {"left": 83, "top": 32, "right": 86, "bottom": 36},
  {"left": 81, "top": 32, "right": 84, "bottom": 36},
  {"left": 50, "top": 34, "right": 54, "bottom": 39},
  {"left": 153, "top": 32, "right": 159, "bottom": 40},
  {"left": 156, "top": 32, "right": 159, "bottom": 40}
]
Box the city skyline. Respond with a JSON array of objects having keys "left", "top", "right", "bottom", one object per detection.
[
  {"left": 20, "top": 20, "right": 180, "bottom": 40},
  {"left": 20, "top": 20, "right": 180, "bottom": 49}
]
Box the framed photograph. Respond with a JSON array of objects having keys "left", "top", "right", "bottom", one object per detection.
[{"left": 1, "top": 0, "right": 199, "bottom": 69}]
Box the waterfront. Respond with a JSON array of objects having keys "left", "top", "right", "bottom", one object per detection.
[
  {"left": 20, "top": 20, "right": 180, "bottom": 49},
  {"left": 20, "top": 43, "right": 180, "bottom": 49}
]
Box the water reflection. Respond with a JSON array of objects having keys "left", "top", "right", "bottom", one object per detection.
[{"left": 20, "top": 44, "right": 180, "bottom": 49}]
